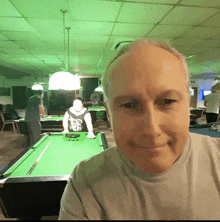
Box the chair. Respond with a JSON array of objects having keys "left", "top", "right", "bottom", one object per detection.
[
  {"left": 0, "top": 112, "right": 19, "bottom": 133},
  {"left": 190, "top": 109, "right": 204, "bottom": 126},
  {"left": 5, "top": 104, "right": 19, "bottom": 120}
]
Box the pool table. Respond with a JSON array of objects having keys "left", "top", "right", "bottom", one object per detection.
[
  {"left": 88, "top": 106, "right": 107, "bottom": 123},
  {"left": 0, "top": 131, "right": 108, "bottom": 219},
  {"left": 16, "top": 107, "right": 107, "bottom": 134},
  {"left": 15, "top": 115, "right": 64, "bottom": 133}
]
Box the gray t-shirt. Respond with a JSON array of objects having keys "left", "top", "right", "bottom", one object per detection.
[
  {"left": 25, "top": 95, "right": 41, "bottom": 122},
  {"left": 59, "top": 132, "right": 220, "bottom": 220}
]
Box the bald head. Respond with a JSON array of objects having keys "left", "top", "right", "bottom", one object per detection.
[{"left": 103, "top": 39, "right": 190, "bottom": 107}]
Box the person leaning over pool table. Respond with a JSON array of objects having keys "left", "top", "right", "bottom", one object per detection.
[
  {"left": 59, "top": 39, "right": 220, "bottom": 220},
  {"left": 62, "top": 97, "right": 95, "bottom": 139}
]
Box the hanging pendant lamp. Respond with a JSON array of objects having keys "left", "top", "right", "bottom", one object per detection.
[
  {"left": 49, "top": 9, "right": 80, "bottom": 91},
  {"left": 32, "top": 83, "right": 43, "bottom": 90},
  {"left": 94, "top": 78, "right": 103, "bottom": 92}
]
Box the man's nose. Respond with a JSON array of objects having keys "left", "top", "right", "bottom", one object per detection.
[{"left": 139, "top": 107, "right": 162, "bottom": 138}]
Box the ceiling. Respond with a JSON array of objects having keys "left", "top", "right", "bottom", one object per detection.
[{"left": 1, "top": 0, "right": 220, "bottom": 81}]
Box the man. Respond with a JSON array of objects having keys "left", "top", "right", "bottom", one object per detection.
[
  {"left": 204, "top": 89, "right": 220, "bottom": 123},
  {"left": 25, "top": 90, "right": 45, "bottom": 146},
  {"left": 90, "top": 91, "right": 101, "bottom": 106},
  {"left": 62, "top": 97, "right": 95, "bottom": 139},
  {"left": 59, "top": 39, "right": 220, "bottom": 220}
]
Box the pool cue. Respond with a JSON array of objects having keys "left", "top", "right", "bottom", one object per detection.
[{"left": 27, "top": 140, "right": 52, "bottom": 175}]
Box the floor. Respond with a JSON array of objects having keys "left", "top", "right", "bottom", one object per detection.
[
  {"left": 0, "top": 118, "right": 115, "bottom": 220},
  {"left": 0, "top": 113, "right": 212, "bottom": 220}
]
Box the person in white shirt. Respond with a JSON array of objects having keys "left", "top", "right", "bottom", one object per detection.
[
  {"left": 59, "top": 39, "right": 220, "bottom": 220},
  {"left": 62, "top": 97, "right": 95, "bottom": 139},
  {"left": 204, "top": 90, "right": 220, "bottom": 123}
]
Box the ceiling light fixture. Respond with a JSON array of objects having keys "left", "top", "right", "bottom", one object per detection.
[
  {"left": 49, "top": 9, "right": 80, "bottom": 90},
  {"left": 32, "top": 84, "right": 43, "bottom": 90},
  {"left": 94, "top": 78, "right": 103, "bottom": 92}
]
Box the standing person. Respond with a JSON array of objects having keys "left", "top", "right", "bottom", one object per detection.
[
  {"left": 62, "top": 97, "right": 95, "bottom": 139},
  {"left": 59, "top": 39, "right": 220, "bottom": 220},
  {"left": 90, "top": 91, "right": 101, "bottom": 106},
  {"left": 204, "top": 90, "right": 220, "bottom": 123},
  {"left": 25, "top": 90, "right": 45, "bottom": 146}
]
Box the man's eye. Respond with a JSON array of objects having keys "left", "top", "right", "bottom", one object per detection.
[
  {"left": 120, "top": 102, "right": 136, "bottom": 109},
  {"left": 163, "top": 99, "right": 177, "bottom": 105}
]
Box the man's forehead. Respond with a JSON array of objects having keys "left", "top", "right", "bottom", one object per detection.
[{"left": 110, "top": 43, "right": 181, "bottom": 70}]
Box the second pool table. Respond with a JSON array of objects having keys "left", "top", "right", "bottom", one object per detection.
[{"left": 15, "top": 115, "right": 64, "bottom": 133}]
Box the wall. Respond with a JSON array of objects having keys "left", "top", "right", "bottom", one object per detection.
[{"left": 0, "top": 74, "right": 49, "bottom": 105}]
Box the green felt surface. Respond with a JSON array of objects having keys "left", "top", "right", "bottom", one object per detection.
[
  {"left": 88, "top": 106, "right": 106, "bottom": 111},
  {"left": 19, "top": 115, "right": 64, "bottom": 121},
  {"left": 88, "top": 106, "right": 106, "bottom": 117},
  {"left": 42, "top": 115, "right": 64, "bottom": 121},
  {"left": 6, "top": 132, "right": 104, "bottom": 177}
]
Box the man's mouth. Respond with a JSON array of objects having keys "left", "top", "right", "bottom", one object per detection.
[{"left": 130, "top": 141, "right": 166, "bottom": 149}]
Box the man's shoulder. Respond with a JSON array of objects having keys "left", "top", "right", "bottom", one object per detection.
[
  {"left": 73, "top": 146, "right": 120, "bottom": 179},
  {"left": 189, "top": 132, "right": 220, "bottom": 152},
  {"left": 82, "top": 146, "right": 119, "bottom": 167}
]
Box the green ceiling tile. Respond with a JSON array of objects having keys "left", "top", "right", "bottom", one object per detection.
[
  {"left": 0, "top": 0, "right": 22, "bottom": 16},
  {"left": 200, "top": 13, "right": 220, "bottom": 28},
  {"left": 71, "top": 35, "right": 109, "bottom": 44},
  {"left": 160, "top": 6, "right": 219, "bottom": 25},
  {"left": 171, "top": 37, "right": 204, "bottom": 46},
  {"left": 10, "top": 0, "right": 69, "bottom": 19},
  {"left": 147, "top": 25, "right": 191, "bottom": 37},
  {"left": 27, "top": 19, "right": 63, "bottom": 32},
  {"left": 34, "top": 55, "right": 60, "bottom": 60},
  {"left": 0, "top": 34, "right": 9, "bottom": 41},
  {"left": 1, "top": 48, "right": 29, "bottom": 54},
  {"left": 68, "top": 21, "right": 114, "bottom": 35},
  {"left": 118, "top": 3, "right": 173, "bottom": 23},
  {"left": 112, "top": 23, "right": 155, "bottom": 36},
  {"left": 69, "top": 0, "right": 121, "bottom": 21},
  {"left": 1, "top": 31, "right": 43, "bottom": 41},
  {"left": 180, "top": 0, "right": 220, "bottom": 7},
  {"left": 0, "top": 18, "right": 34, "bottom": 31},
  {"left": 0, "top": 41, "right": 21, "bottom": 48},
  {"left": 182, "top": 27, "right": 220, "bottom": 38},
  {"left": 126, "top": 0, "right": 179, "bottom": 3}
]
